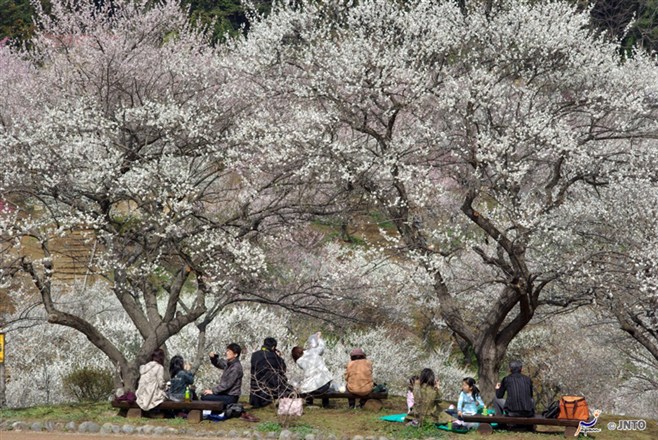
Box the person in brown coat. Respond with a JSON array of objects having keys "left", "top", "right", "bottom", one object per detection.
[{"left": 345, "top": 347, "right": 374, "bottom": 409}]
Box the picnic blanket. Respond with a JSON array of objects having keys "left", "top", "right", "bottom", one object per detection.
[
  {"left": 436, "top": 422, "right": 470, "bottom": 433},
  {"left": 379, "top": 413, "right": 407, "bottom": 423}
]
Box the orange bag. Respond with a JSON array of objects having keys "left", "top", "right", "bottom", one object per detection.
[{"left": 558, "top": 395, "right": 589, "bottom": 421}]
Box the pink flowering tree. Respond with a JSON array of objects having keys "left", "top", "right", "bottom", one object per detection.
[{"left": 236, "top": 0, "right": 658, "bottom": 398}]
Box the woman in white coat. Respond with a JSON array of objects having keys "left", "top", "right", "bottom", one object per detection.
[
  {"left": 291, "top": 332, "right": 333, "bottom": 408},
  {"left": 136, "top": 348, "right": 168, "bottom": 411}
]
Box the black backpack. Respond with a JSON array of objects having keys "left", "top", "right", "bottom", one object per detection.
[
  {"left": 542, "top": 400, "right": 559, "bottom": 418},
  {"left": 224, "top": 403, "right": 244, "bottom": 419}
]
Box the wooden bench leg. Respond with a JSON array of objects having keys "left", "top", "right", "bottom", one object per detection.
[
  {"left": 362, "top": 399, "right": 383, "bottom": 412},
  {"left": 477, "top": 423, "right": 493, "bottom": 435},
  {"left": 126, "top": 408, "right": 143, "bottom": 418},
  {"left": 116, "top": 408, "right": 128, "bottom": 417},
  {"left": 564, "top": 426, "right": 578, "bottom": 438},
  {"left": 187, "top": 409, "right": 202, "bottom": 424}
]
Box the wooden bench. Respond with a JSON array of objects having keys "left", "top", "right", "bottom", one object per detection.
[
  {"left": 460, "top": 414, "right": 583, "bottom": 437},
  {"left": 306, "top": 391, "right": 389, "bottom": 411},
  {"left": 111, "top": 400, "right": 225, "bottom": 424}
]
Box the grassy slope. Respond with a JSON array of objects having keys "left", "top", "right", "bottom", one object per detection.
[{"left": 1, "top": 397, "right": 657, "bottom": 439}]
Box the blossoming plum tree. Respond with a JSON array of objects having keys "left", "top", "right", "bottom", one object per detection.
[
  {"left": 237, "top": 0, "right": 658, "bottom": 397},
  {"left": 2, "top": 0, "right": 658, "bottom": 404},
  {"left": 565, "top": 180, "right": 658, "bottom": 371},
  {"left": 0, "top": 0, "right": 348, "bottom": 391}
]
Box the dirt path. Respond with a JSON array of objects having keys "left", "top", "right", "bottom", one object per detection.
[
  {"left": 0, "top": 432, "right": 218, "bottom": 440},
  {"left": 1, "top": 434, "right": 112, "bottom": 440}
]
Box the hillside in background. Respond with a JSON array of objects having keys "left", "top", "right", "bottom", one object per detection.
[{"left": 3, "top": 0, "right": 658, "bottom": 50}]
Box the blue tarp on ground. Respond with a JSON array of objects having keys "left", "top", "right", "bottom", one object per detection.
[{"left": 379, "top": 413, "right": 407, "bottom": 423}]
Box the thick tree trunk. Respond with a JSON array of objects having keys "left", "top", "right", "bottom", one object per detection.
[
  {"left": 475, "top": 337, "right": 506, "bottom": 404},
  {"left": 373, "top": 150, "right": 543, "bottom": 401},
  {"left": 119, "top": 361, "right": 141, "bottom": 392},
  {"left": 22, "top": 257, "right": 207, "bottom": 392}
]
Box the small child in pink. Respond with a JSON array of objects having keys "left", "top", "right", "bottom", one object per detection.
[{"left": 407, "top": 375, "right": 418, "bottom": 413}]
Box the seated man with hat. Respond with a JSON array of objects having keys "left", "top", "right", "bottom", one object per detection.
[{"left": 345, "top": 347, "right": 374, "bottom": 409}]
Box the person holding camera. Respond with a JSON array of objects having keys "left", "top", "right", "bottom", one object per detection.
[
  {"left": 201, "top": 343, "right": 243, "bottom": 405},
  {"left": 168, "top": 355, "right": 195, "bottom": 401}
]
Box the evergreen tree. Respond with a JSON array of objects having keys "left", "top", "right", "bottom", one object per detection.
[{"left": 0, "top": 0, "right": 36, "bottom": 42}]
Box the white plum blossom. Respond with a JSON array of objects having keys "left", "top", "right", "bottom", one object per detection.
[
  {"left": 235, "top": 0, "right": 658, "bottom": 397},
  {"left": 0, "top": 0, "right": 361, "bottom": 391},
  {"left": 2, "top": 0, "right": 658, "bottom": 418}
]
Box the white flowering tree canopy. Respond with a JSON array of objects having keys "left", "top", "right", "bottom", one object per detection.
[
  {"left": 0, "top": 0, "right": 354, "bottom": 389},
  {"left": 2, "top": 0, "right": 658, "bottom": 399},
  {"left": 235, "top": 0, "right": 658, "bottom": 394}
]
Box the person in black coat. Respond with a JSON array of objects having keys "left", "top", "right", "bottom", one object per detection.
[
  {"left": 493, "top": 360, "right": 535, "bottom": 417},
  {"left": 249, "top": 337, "right": 292, "bottom": 407},
  {"left": 201, "top": 343, "right": 243, "bottom": 405}
]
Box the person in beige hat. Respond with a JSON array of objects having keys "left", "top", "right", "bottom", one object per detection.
[{"left": 345, "top": 347, "right": 374, "bottom": 408}]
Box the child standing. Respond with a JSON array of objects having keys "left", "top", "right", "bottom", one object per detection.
[
  {"left": 457, "top": 377, "right": 485, "bottom": 417},
  {"left": 406, "top": 375, "right": 418, "bottom": 413}
]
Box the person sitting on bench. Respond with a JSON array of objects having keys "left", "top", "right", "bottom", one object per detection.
[
  {"left": 201, "top": 343, "right": 243, "bottom": 405},
  {"left": 455, "top": 377, "right": 485, "bottom": 417},
  {"left": 345, "top": 347, "right": 373, "bottom": 409},
  {"left": 493, "top": 360, "right": 535, "bottom": 417},
  {"left": 292, "top": 332, "right": 333, "bottom": 408},
  {"left": 168, "top": 355, "right": 195, "bottom": 401},
  {"left": 249, "top": 337, "right": 292, "bottom": 408},
  {"left": 136, "top": 348, "right": 168, "bottom": 411}
]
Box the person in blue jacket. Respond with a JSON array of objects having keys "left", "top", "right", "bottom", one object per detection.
[{"left": 456, "top": 377, "right": 485, "bottom": 417}]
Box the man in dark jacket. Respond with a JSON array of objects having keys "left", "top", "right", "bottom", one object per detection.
[
  {"left": 201, "top": 343, "right": 243, "bottom": 404},
  {"left": 249, "top": 337, "right": 292, "bottom": 407},
  {"left": 494, "top": 360, "right": 535, "bottom": 417}
]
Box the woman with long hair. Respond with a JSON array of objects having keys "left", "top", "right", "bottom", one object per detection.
[
  {"left": 409, "top": 368, "right": 451, "bottom": 426},
  {"left": 168, "top": 354, "right": 195, "bottom": 401},
  {"left": 135, "top": 348, "right": 168, "bottom": 411}
]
